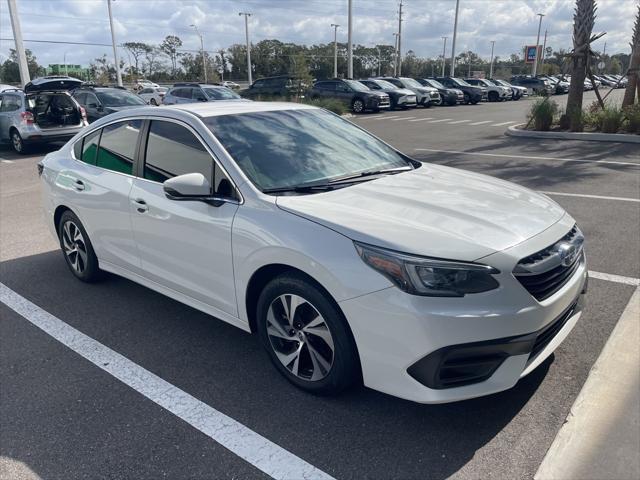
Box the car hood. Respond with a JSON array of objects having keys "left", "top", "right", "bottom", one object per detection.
[
  {"left": 392, "top": 88, "right": 415, "bottom": 96},
  {"left": 446, "top": 88, "right": 463, "bottom": 95},
  {"left": 276, "top": 164, "right": 565, "bottom": 261}
]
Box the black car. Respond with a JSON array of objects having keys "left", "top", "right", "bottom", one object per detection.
[
  {"left": 358, "top": 79, "right": 417, "bottom": 109},
  {"left": 72, "top": 85, "right": 146, "bottom": 123},
  {"left": 415, "top": 78, "right": 463, "bottom": 106},
  {"left": 240, "top": 75, "right": 306, "bottom": 99},
  {"left": 309, "top": 79, "right": 390, "bottom": 113},
  {"left": 433, "top": 77, "right": 485, "bottom": 104}
]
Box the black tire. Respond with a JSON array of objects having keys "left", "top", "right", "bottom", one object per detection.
[
  {"left": 351, "top": 98, "right": 365, "bottom": 114},
  {"left": 10, "top": 129, "right": 28, "bottom": 154},
  {"left": 488, "top": 91, "right": 499, "bottom": 102},
  {"left": 470, "top": 99, "right": 480, "bottom": 105},
  {"left": 422, "top": 100, "right": 432, "bottom": 108},
  {"left": 58, "top": 210, "right": 102, "bottom": 282},
  {"left": 463, "top": 92, "right": 470, "bottom": 104},
  {"left": 150, "top": 98, "right": 158, "bottom": 106},
  {"left": 256, "top": 273, "right": 360, "bottom": 395},
  {"left": 447, "top": 98, "right": 457, "bottom": 106}
]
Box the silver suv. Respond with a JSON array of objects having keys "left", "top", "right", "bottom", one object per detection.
[
  {"left": 163, "top": 83, "right": 246, "bottom": 105},
  {"left": 0, "top": 76, "right": 87, "bottom": 154}
]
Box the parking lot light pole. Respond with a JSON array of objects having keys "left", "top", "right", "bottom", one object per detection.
[
  {"left": 239, "top": 12, "right": 252, "bottom": 85},
  {"left": 376, "top": 47, "right": 381, "bottom": 76},
  {"left": 441, "top": 37, "right": 447, "bottom": 76},
  {"left": 190, "top": 25, "right": 207, "bottom": 84},
  {"left": 393, "top": 33, "right": 399, "bottom": 76},
  {"left": 397, "top": 0, "right": 403, "bottom": 76},
  {"left": 106, "top": 0, "right": 123, "bottom": 87},
  {"left": 450, "top": 0, "right": 460, "bottom": 77},
  {"left": 347, "top": 0, "right": 353, "bottom": 78},
  {"left": 331, "top": 23, "right": 340, "bottom": 78},
  {"left": 533, "top": 13, "right": 545, "bottom": 76},
  {"left": 489, "top": 40, "right": 495, "bottom": 78}
]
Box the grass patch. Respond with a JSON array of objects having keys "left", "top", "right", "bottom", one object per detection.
[{"left": 528, "top": 98, "right": 559, "bottom": 131}]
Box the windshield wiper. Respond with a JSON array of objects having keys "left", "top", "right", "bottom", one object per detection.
[
  {"left": 262, "top": 180, "right": 338, "bottom": 194},
  {"left": 327, "top": 166, "right": 413, "bottom": 184}
]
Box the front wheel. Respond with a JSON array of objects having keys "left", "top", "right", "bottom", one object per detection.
[
  {"left": 351, "top": 99, "right": 365, "bottom": 113},
  {"left": 256, "top": 273, "right": 360, "bottom": 395},
  {"left": 58, "top": 210, "right": 102, "bottom": 282},
  {"left": 470, "top": 99, "right": 480, "bottom": 105},
  {"left": 488, "top": 91, "right": 499, "bottom": 102},
  {"left": 463, "top": 92, "right": 470, "bottom": 104}
]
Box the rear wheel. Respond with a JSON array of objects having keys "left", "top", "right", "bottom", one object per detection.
[
  {"left": 256, "top": 273, "right": 360, "bottom": 395},
  {"left": 10, "top": 129, "right": 28, "bottom": 154},
  {"left": 470, "top": 98, "right": 480, "bottom": 105},
  {"left": 58, "top": 210, "right": 102, "bottom": 282},
  {"left": 351, "top": 98, "right": 365, "bottom": 113},
  {"left": 150, "top": 98, "right": 158, "bottom": 106}
]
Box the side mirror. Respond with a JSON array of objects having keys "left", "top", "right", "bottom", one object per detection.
[
  {"left": 163, "top": 173, "right": 235, "bottom": 207},
  {"left": 197, "top": 97, "right": 207, "bottom": 102},
  {"left": 86, "top": 102, "right": 98, "bottom": 108}
]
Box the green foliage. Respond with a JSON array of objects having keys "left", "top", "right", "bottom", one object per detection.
[
  {"left": 599, "top": 106, "right": 625, "bottom": 133},
  {"left": 528, "top": 98, "right": 559, "bottom": 131},
  {"left": 301, "top": 97, "right": 348, "bottom": 115},
  {"left": 623, "top": 104, "right": 640, "bottom": 134},
  {"left": 0, "top": 49, "right": 44, "bottom": 83}
]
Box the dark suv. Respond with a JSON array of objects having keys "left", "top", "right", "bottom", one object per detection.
[
  {"left": 72, "top": 85, "right": 146, "bottom": 123},
  {"left": 434, "top": 77, "right": 485, "bottom": 104},
  {"left": 510, "top": 76, "right": 555, "bottom": 96},
  {"left": 309, "top": 79, "right": 390, "bottom": 113},
  {"left": 240, "top": 76, "right": 306, "bottom": 98}
]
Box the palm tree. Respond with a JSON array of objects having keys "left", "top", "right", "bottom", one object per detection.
[
  {"left": 623, "top": 4, "right": 639, "bottom": 107},
  {"left": 567, "top": 0, "right": 597, "bottom": 131}
]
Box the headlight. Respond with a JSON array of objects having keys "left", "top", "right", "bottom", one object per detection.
[{"left": 354, "top": 242, "right": 500, "bottom": 297}]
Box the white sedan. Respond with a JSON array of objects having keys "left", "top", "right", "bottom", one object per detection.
[
  {"left": 137, "top": 86, "right": 167, "bottom": 105},
  {"left": 38, "top": 102, "right": 587, "bottom": 403}
]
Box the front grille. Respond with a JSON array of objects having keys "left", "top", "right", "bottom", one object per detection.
[
  {"left": 528, "top": 300, "right": 578, "bottom": 360},
  {"left": 514, "top": 225, "right": 584, "bottom": 301}
]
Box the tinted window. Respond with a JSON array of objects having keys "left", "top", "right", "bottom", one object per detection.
[
  {"left": 386, "top": 79, "right": 402, "bottom": 88},
  {"left": 314, "top": 82, "right": 332, "bottom": 91},
  {"left": 144, "top": 120, "right": 212, "bottom": 183},
  {"left": 74, "top": 92, "right": 88, "bottom": 104},
  {"left": 252, "top": 80, "right": 266, "bottom": 88},
  {"left": 96, "top": 120, "right": 141, "bottom": 174},
  {"left": 203, "top": 87, "right": 241, "bottom": 100},
  {"left": 192, "top": 88, "right": 207, "bottom": 100},
  {"left": 80, "top": 130, "right": 100, "bottom": 165},
  {"left": 139, "top": 88, "right": 153, "bottom": 94},
  {"left": 0, "top": 95, "right": 21, "bottom": 112},
  {"left": 95, "top": 90, "right": 146, "bottom": 107}
]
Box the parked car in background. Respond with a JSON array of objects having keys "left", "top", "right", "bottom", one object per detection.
[
  {"left": 489, "top": 79, "right": 526, "bottom": 100},
  {"left": 163, "top": 83, "right": 246, "bottom": 105},
  {"left": 223, "top": 81, "right": 240, "bottom": 90},
  {"left": 415, "top": 78, "right": 463, "bottom": 106},
  {"left": 72, "top": 85, "right": 147, "bottom": 123},
  {"left": 133, "top": 79, "right": 159, "bottom": 92},
  {"left": 240, "top": 76, "right": 306, "bottom": 99},
  {"left": 138, "top": 86, "right": 168, "bottom": 105},
  {"left": 377, "top": 77, "right": 440, "bottom": 107},
  {"left": 510, "top": 76, "right": 555, "bottom": 96},
  {"left": 537, "top": 75, "right": 569, "bottom": 94},
  {"left": 40, "top": 101, "right": 588, "bottom": 403},
  {"left": 434, "top": 77, "right": 485, "bottom": 104},
  {"left": 0, "top": 76, "right": 87, "bottom": 153},
  {"left": 465, "top": 78, "right": 510, "bottom": 102},
  {"left": 310, "top": 79, "right": 390, "bottom": 113},
  {"left": 0, "top": 84, "right": 16, "bottom": 93},
  {"left": 358, "top": 79, "right": 417, "bottom": 109}
]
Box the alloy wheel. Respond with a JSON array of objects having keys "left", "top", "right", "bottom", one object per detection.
[
  {"left": 11, "top": 132, "right": 22, "bottom": 152},
  {"left": 266, "top": 294, "right": 335, "bottom": 381},
  {"left": 61, "top": 220, "right": 88, "bottom": 274},
  {"left": 352, "top": 100, "right": 364, "bottom": 113}
]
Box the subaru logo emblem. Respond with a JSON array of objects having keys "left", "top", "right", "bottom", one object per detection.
[{"left": 557, "top": 242, "right": 579, "bottom": 267}]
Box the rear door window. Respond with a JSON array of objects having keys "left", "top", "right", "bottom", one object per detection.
[
  {"left": 78, "top": 129, "right": 101, "bottom": 165},
  {"left": 96, "top": 120, "right": 142, "bottom": 175},
  {"left": 0, "top": 95, "right": 21, "bottom": 112}
]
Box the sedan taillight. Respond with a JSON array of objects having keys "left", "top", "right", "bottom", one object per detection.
[{"left": 20, "top": 111, "right": 35, "bottom": 125}]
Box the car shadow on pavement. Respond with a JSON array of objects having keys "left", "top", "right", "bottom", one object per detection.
[
  {"left": 1, "top": 250, "right": 553, "bottom": 480},
  {"left": 0, "top": 143, "right": 63, "bottom": 161}
]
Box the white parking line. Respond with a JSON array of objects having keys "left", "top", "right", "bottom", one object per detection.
[
  {"left": 359, "top": 115, "right": 385, "bottom": 119},
  {"left": 378, "top": 115, "right": 399, "bottom": 120},
  {"left": 427, "top": 118, "right": 452, "bottom": 123},
  {"left": 469, "top": 121, "right": 492, "bottom": 125},
  {"left": 408, "top": 118, "right": 434, "bottom": 122},
  {"left": 414, "top": 148, "right": 640, "bottom": 167},
  {"left": 491, "top": 121, "right": 518, "bottom": 126},
  {"left": 1, "top": 160, "right": 15, "bottom": 164},
  {"left": 588, "top": 271, "right": 640, "bottom": 287},
  {"left": 0, "top": 283, "right": 334, "bottom": 480},
  {"left": 391, "top": 117, "right": 415, "bottom": 121},
  {"left": 447, "top": 120, "right": 471, "bottom": 124},
  {"left": 540, "top": 191, "right": 640, "bottom": 203}
]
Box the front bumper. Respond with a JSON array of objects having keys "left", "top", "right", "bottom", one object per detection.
[{"left": 339, "top": 217, "right": 588, "bottom": 403}]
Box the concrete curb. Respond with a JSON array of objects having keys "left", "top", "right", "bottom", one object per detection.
[
  {"left": 506, "top": 124, "right": 640, "bottom": 144},
  {"left": 535, "top": 287, "right": 640, "bottom": 480}
]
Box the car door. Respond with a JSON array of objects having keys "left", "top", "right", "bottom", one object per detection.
[
  {"left": 64, "top": 119, "right": 142, "bottom": 272},
  {"left": 128, "top": 119, "right": 239, "bottom": 315},
  {"left": 335, "top": 82, "right": 353, "bottom": 101},
  {"left": 82, "top": 92, "right": 102, "bottom": 122},
  {"left": 0, "top": 94, "right": 10, "bottom": 141}
]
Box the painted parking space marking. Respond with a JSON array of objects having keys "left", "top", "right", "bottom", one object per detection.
[
  {"left": 0, "top": 283, "right": 335, "bottom": 480},
  {"left": 408, "top": 118, "right": 434, "bottom": 122},
  {"left": 541, "top": 191, "right": 640, "bottom": 203},
  {"left": 469, "top": 121, "right": 492, "bottom": 125},
  {"left": 427, "top": 118, "right": 452, "bottom": 124},
  {"left": 588, "top": 271, "right": 640, "bottom": 287},
  {"left": 447, "top": 120, "right": 471, "bottom": 124},
  {"left": 391, "top": 117, "right": 416, "bottom": 121},
  {"left": 413, "top": 148, "right": 640, "bottom": 167},
  {"left": 491, "top": 121, "right": 518, "bottom": 126},
  {"left": 359, "top": 114, "right": 386, "bottom": 119},
  {"left": 1, "top": 160, "right": 15, "bottom": 164}
]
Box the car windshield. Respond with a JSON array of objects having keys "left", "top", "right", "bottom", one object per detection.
[
  {"left": 400, "top": 78, "right": 423, "bottom": 88},
  {"left": 345, "top": 80, "right": 370, "bottom": 92},
  {"left": 494, "top": 79, "right": 509, "bottom": 86},
  {"left": 203, "top": 87, "right": 241, "bottom": 100},
  {"left": 451, "top": 78, "right": 471, "bottom": 87},
  {"left": 483, "top": 79, "right": 496, "bottom": 86},
  {"left": 157, "top": 87, "right": 168, "bottom": 93},
  {"left": 374, "top": 79, "right": 397, "bottom": 89},
  {"left": 425, "top": 79, "right": 445, "bottom": 89},
  {"left": 204, "top": 109, "right": 411, "bottom": 191},
  {"left": 96, "top": 90, "right": 146, "bottom": 106}
]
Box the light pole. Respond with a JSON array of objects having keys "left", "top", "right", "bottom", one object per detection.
[
  {"left": 397, "top": 0, "right": 403, "bottom": 76},
  {"left": 7, "top": 0, "right": 30, "bottom": 86},
  {"left": 489, "top": 40, "right": 495, "bottom": 78},
  {"left": 450, "top": 0, "right": 460, "bottom": 77},
  {"left": 347, "top": 0, "right": 353, "bottom": 78},
  {"left": 393, "top": 33, "right": 399, "bottom": 76},
  {"left": 190, "top": 24, "right": 207, "bottom": 83},
  {"left": 239, "top": 12, "right": 253, "bottom": 85},
  {"left": 63, "top": 51, "right": 69, "bottom": 76},
  {"left": 106, "top": 0, "right": 123, "bottom": 86},
  {"left": 376, "top": 47, "right": 381, "bottom": 76},
  {"left": 467, "top": 49, "right": 472, "bottom": 77},
  {"left": 532, "top": 13, "right": 545, "bottom": 76},
  {"left": 541, "top": 29, "right": 548, "bottom": 70},
  {"left": 331, "top": 23, "right": 340, "bottom": 78},
  {"left": 441, "top": 37, "right": 447, "bottom": 76}
]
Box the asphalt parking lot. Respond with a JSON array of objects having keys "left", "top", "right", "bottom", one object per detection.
[{"left": 1, "top": 90, "right": 639, "bottom": 479}]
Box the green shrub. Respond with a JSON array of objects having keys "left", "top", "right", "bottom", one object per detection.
[
  {"left": 599, "top": 105, "right": 625, "bottom": 133},
  {"left": 528, "top": 98, "right": 558, "bottom": 131},
  {"left": 301, "top": 97, "right": 348, "bottom": 115},
  {"left": 623, "top": 103, "right": 640, "bottom": 134}
]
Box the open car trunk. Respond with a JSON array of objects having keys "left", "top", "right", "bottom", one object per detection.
[{"left": 26, "top": 92, "right": 83, "bottom": 129}]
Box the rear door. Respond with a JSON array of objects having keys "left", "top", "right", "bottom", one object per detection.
[{"left": 128, "top": 119, "right": 239, "bottom": 315}]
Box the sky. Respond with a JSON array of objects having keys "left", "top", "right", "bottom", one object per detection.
[{"left": 0, "top": 0, "right": 637, "bottom": 69}]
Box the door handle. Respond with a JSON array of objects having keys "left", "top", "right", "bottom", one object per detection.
[
  {"left": 132, "top": 198, "right": 148, "bottom": 213},
  {"left": 73, "top": 179, "right": 85, "bottom": 191}
]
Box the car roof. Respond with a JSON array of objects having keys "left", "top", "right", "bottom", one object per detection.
[{"left": 165, "top": 101, "right": 316, "bottom": 118}]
